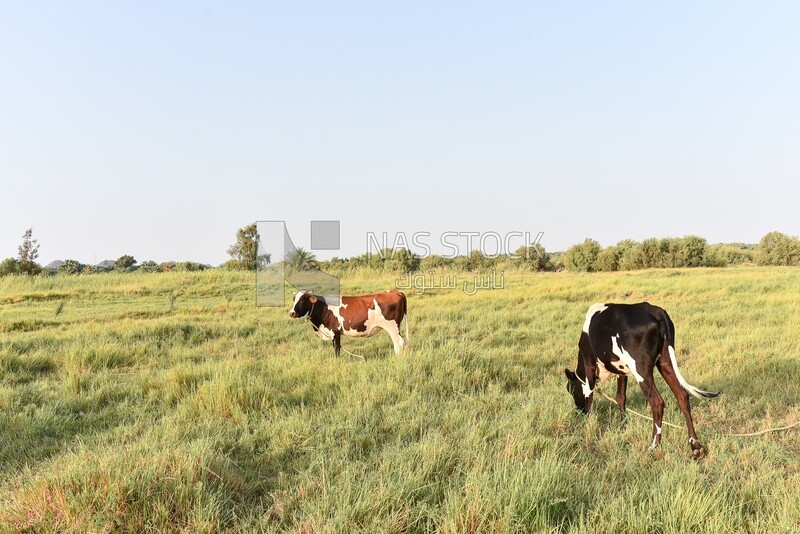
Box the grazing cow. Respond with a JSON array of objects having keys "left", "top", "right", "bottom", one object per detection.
[
  {"left": 564, "top": 302, "right": 719, "bottom": 456},
  {"left": 289, "top": 290, "right": 409, "bottom": 355}
]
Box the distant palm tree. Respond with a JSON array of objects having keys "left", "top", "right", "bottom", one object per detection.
[{"left": 285, "top": 247, "right": 318, "bottom": 271}]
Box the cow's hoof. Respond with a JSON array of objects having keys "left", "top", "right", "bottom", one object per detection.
[
  {"left": 646, "top": 443, "right": 664, "bottom": 460},
  {"left": 691, "top": 444, "right": 708, "bottom": 460},
  {"left": 689, "top": 437, "right": 707, "bottom": 459}
]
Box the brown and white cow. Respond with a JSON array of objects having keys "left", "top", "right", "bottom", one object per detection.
[
  {"left": 565, "top": 302, "right": 719, "bottom": 457},
  {"left": 289, "top": 290, "right": 409, "bottom": 355}
]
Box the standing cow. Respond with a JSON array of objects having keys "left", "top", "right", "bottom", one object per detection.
[
  {"left": 564, "top": 302, "right": 719, "bottom": 456},
  {"left": 289, "top": 290, "right": 409, "bottom": 356}
]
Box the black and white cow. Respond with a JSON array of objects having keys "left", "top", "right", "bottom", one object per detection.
[{"left": 564, "top": 302, "right": 719, "bottom": 456}]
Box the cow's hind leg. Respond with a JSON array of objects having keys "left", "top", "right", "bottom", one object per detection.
[
  {"left": 615, "top": 375, "right": 628, "bottom": 423},
  {"left": 333, "top": 331, "right": 341, "bottom": 356},
  {"left": 382, "top": 322, "right": 406, "bottom": 355},
  {"left": 637, "top": 371, "right": 665, "bottom": 450},
  {"left": 656, "top": 356, "right": 707, "bottom": 457},
  {"left": 400, "top": 319, "right": 409, "bottom": 350},
  {"left": 389, "top": 330, "right": 405, "bottom": 354}
]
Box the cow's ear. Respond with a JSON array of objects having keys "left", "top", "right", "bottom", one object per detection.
[
  {"left": 309, "top": 296, "right": 318, "bottom": 304},
  {"left": 564, "top": 368, "right": 575, "bottom": 380}
]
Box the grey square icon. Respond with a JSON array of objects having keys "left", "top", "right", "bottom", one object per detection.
[{"left": 310, "top": 220, "right": 340, "bottom": 250}]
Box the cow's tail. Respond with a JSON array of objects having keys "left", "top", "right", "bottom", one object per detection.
[
  {"left": 399, "top": 291, "right": 409, "bottom": 349},
  {"left": 658, "top": 309, "right": 720, "bottom": 399},
  {"left": 404, "top": 310, "right": 410, "bottom": 347}
]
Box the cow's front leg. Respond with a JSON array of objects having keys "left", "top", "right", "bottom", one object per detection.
[
  {"left": 616, "top": 375, "right": 628, "bottom": 423},
  {"left": 333, "top": 330, "right": 341, "bottom": 356},
  {"left": 582, "top": 364, "right": 597, "bottom": 415}
]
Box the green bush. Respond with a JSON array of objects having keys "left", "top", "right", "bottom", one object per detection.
[
  {"left": 603, "top": 240, "right": 638, "bottom": 271},
  {"left": 0, "top": 258, "right": 19, "bottom": 277},
  {"left": 139, "top": 261, "right": 160, "bottom": 273},
  {"left": 350, "top": 248, "right": 421, "bottom": 273},
  {"left": 618, "top": 237, "right": 708, "bottom": 270},
  {"left": 512, "top": 245, "right": 552, "bottom": 271},
  {"left": 222, "top": 259, "right": 248, "bottom": 271},
  {"left": 159, "top": 262, "right": 178, "bottom": 272},
  {"left": 419, "top": 255, "right": 454, "bottom": 271},
  {"left": 563, "top": 239, "right": 601, "bottom": 272},
  {"left": 548, "top": 251, "right": 565, "bottom": 271},
  {"left": 384, "top": 248, "right": 421, "bottom": 272},
  {"left": 674, "top": 236, "right": 708, "bottom": 267},
  {"left": 756, "top": 231, "right": 800, "bottom": 266},
  {"left": 115, "top": 255, "right": 137, "bottom": 271},
  {"left": 174, "top": 262, "right": 210, "bottom": 272},
  {"left": 58, "top": 260, "right": 84, "bottom": 275},
  {"left": 455, "top": 250, "right": 495, "bottom": 272},
  {"left": 595, "top": 247, "right": 620, "bottom": 272},
  {"left": 704, "top": 244, "right": 754, "bottom": 267}
]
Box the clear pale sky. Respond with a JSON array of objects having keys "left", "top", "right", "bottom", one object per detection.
[{"left": 2, "top": 2, "right": 798, "bottom": 265}]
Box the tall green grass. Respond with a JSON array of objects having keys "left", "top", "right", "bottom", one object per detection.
[{"left": 0, "top": 267, "right": 798, "bottom": 532}]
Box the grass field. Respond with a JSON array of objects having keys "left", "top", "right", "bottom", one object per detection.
[{"left": 0, "top": 267, "right": 799, "bottom": 532}]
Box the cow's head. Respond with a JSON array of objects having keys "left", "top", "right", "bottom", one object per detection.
[
  {"left": 289, "top": 290, "right": 323, "bottom": 319},
  {"left": 564, "top": 369, "right": 586, "bottom": 411}
]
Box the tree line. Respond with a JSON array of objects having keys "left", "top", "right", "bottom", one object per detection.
[
  {"left": 1, "top": 226, "right": 799, "bottom": 278},
  {"left": 315, "top": 232, "right": 799, "bottom": 273}
]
